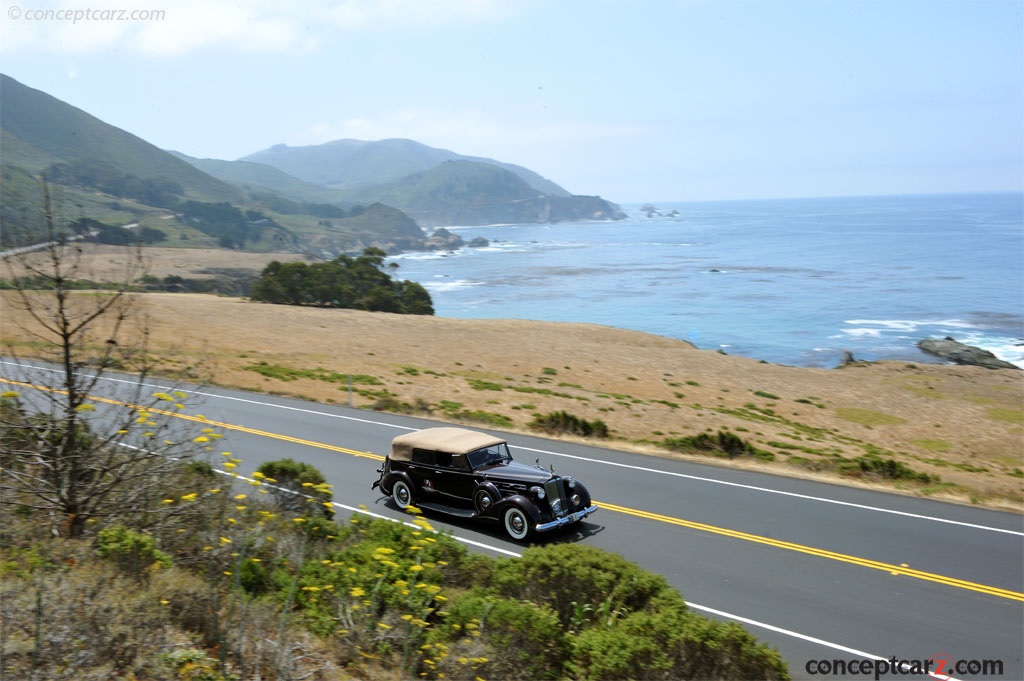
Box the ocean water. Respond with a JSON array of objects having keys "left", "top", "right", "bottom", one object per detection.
[{"left": 388, "top": 193, "right": 1024, "bottom": 369}]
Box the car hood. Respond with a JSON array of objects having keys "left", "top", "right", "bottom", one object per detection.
[{"left": 480, "top": 460, "right": 553, "bottom": 485}]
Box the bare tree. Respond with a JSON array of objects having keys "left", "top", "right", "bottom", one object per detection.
[{"left": 1, "top": 179, "right": 213, "bottom": 538}]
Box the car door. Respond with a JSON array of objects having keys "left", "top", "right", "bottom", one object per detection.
[
  {"left": 437, "top": 451, "right": 478, "bottom": 506},
  {"left": 407, "top": 449, "right": 442, "bottom": 499}
]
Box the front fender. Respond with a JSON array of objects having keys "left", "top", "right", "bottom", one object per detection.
[{"left": 570, "top": 480, "right": 592, "bottom": 510}]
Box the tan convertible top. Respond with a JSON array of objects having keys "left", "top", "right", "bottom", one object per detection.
[{"left": 390, "top": 427, "right": 506, "bottom": 462}]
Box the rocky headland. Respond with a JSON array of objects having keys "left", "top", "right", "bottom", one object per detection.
[{"left": 918, "top": 337, "right": 1021, "bottom": 371}]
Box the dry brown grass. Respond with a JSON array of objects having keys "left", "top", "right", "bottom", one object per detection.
[{"left": 3, "top": 245, "right": 1022, "bottom": 511}]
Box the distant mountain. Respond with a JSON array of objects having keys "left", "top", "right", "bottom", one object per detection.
[
  {"left": 242, "top": 138, "right": 572, "bottom": 197},
  {"left": 0, "top": 74, "right": 241, "bottom": 204},
  {"left": 0, "top": 75, "right": 450, "bottom": 256},
  {"left": 349, "top": 160, "right": 623, "bottom": 226},
  {"left": 168, "top": 151, "right": 347, "bottom": 204}
]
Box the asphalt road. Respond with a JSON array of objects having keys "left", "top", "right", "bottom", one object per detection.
[{"left": 4, "top": 365, "right": 1023, "bottom": 680}]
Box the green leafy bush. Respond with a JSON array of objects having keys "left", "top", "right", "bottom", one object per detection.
[
  {"left": 255, "top": 458, "right": 334, "bottom": 519},
  {"left": 528, "top": 410, "right": 609, "bottom": 438},
  {"left": 662, "top": 430, "right": 772, "bottom": 461},
  {"left": 96, "top": 525, "right": 172, "bottom": 579}
]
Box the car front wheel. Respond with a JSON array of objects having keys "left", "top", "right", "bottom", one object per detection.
[
  {"left": 503, "top": 506, "right": 531, "bottom": 541},
  {"left": 391, "top": 479, "right": 414, "bottom": 509}
]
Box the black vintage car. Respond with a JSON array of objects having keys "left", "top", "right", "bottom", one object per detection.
[{"left": 372, "top": 427, "right": 597, "bottom": 541}]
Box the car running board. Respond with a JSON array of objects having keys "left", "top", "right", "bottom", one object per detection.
[{"left": 415, "top": 502, "right": 478, "bottom": 518}]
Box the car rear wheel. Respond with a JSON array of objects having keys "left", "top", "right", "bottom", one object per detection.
[
  {"left": 391, "top": 479, "right": 414, "bottom": 509},
  {"left": 503, "top": 506, "right": 531, "bottom": 541}
]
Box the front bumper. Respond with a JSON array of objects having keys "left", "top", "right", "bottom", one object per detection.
[{"left": 535, "top": 504, "right": 598, "bottom": 533}]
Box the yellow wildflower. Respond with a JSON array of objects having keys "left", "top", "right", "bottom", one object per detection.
[
  {"left": 180, "top": 492, "right": 198, "bottom": 502},
  {"left": 234, "top": 494, "right": 246, "bottom": 500}
]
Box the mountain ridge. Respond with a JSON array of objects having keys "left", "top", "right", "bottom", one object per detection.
[{"left": 241, "top": 137, "right": 572, "bottom": 197}]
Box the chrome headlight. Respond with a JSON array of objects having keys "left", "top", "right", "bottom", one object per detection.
[
  {"left": 530, "top": 486, "right": 545, "bottom": 500},
  {"left": 550, "top": 498, "right": 563, "bottom": 514},
  {"left": 565, "top": 477, "right": 576, "bottom": 489},
  {"left": 571, "top": 493, "right": 581, "bottom": 507}
]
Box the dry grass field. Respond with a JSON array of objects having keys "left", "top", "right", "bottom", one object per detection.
[{"left": 3, "top": 245, "right": 1022, "bottom": 510}]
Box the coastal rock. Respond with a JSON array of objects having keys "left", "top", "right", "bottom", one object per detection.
[
  {"left": 423, "top": 227, "right": 464, "bottom": 251},
  {"left": 917, "top": 337, "right": 1020, "bottom": 370},
  {"left": 467, "top": 237, "right": 490, "bottom": 248}
]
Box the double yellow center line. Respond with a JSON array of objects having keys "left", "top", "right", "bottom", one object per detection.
[
  {"left": 4, "top": 376, "right": 1021, "bottom": 602},
  {"left": 595, "top": 501, "right": 1023, "bottom": 601}
]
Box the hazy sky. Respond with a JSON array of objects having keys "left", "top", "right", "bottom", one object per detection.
[{"left": 1, "top": 0, "right": 1021, "bottom": 202}]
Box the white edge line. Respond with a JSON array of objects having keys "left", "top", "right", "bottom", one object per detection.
[
  {"left": 12, "top": 361, "right": 1020, "bottom": 538},
  {"left": 686, "top": 603, "right": 962, "bottom": 681}
]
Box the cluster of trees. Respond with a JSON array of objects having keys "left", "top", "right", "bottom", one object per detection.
[
  {"left": 45, "top": 159, "right": 184, "bottom": 208},
  {"left": 177, "top": 200, "right": 277, "bottom": 249},
  {"left": 248, "top": 189, "right": 368, "bottom": 219},
  {"left": 71, "top": 217, "right": 168, "bottom": 245},
  {"left": 251, "top": 247, "right": 434, "bottom": 314}
]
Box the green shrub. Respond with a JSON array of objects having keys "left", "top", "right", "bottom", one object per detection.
[
  {"left": 467, "top": 379, "right": 505, "bottom": 391},
  {"left": 662, "top": 430, "right": 763, "bottom": 459},
  {"left": 571, "top": 599, "right": 790, "bottom": 681},
  {"left": 837, "top": 453, "right": 938, "bottom": 483},
  {"left": 491, "top": 544, "right": 667, "bottom": 629},
  {"left": 255, "top": 458, "right": 334, "bottom": 518},
  {"left": 96, "top": 525, "right": 171, "bottom": 579},
  {"left": 431, "top": 592, "right": 568, "bottom": 680},
  {"left": 528, "top": 410, "right": 609, "bottom": 438}
]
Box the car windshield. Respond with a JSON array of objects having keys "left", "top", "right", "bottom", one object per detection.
[{"left": 466, "top": 443, "right": 512, "bottom": 470}]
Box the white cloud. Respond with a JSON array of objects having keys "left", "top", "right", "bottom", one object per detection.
[{"left": 0, "top": 0, "right": 524, "bottom": 56}]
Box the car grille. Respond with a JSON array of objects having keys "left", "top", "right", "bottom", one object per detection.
[{"left": 544, "top": 479, "right": 568, "bottom": 517}]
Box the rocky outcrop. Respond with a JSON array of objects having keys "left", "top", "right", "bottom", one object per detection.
[{"left": 917, "top": 337, "right": 1020, "bottom": 370}]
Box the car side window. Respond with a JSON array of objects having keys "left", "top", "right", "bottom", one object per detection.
[{"left": 411, "top": 449, "right": 436, "bottom": 466}]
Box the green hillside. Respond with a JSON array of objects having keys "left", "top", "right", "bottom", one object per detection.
[
  {"left": 343, "top": 160, "right": 623, "bottom": 226},
  {"left": 169, "top": 151, "right": 349, "bottom": 205},
  {"left": 0, "top": 74, "right": 241, "bottom": 204},
  {"left": 242, "top": 137, "right": 571, "bottom": 197}
]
